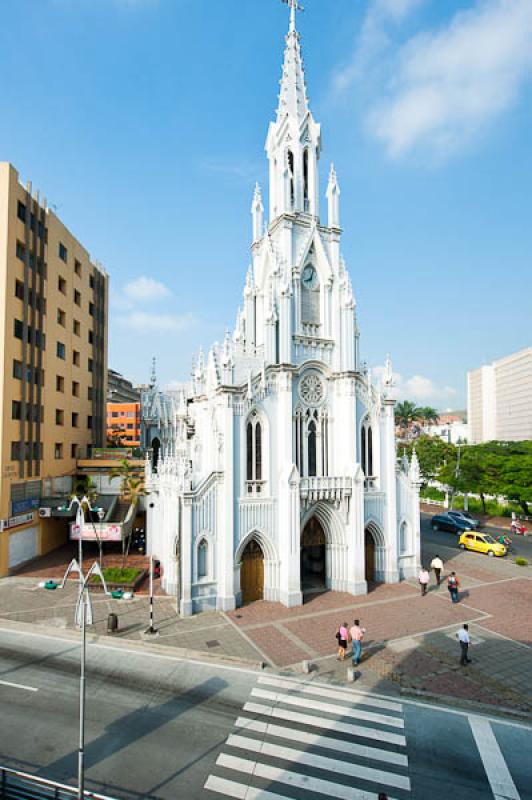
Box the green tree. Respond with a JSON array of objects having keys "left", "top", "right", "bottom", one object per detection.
[
  {"left": 418, "top": 406, "right": 439, "bottom": 426},
  {"left": 110, "top": 459, "right": 146, "bottom": 567},
  {"left": 71, "top": 475, "right": 105, "bottom": 566},
  {"left": 404, "top": 435, "right": 454, "bottom": 486}
]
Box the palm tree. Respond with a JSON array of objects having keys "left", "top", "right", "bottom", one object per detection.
[
  {"left": 71, "top": 476, "right": 105, "bottom": 567},
  {"left": 395, "top": 401, "right": 421, "bottom": 432},
  {"left": 111, "top": 460, "right": 146, "bottom": 567},
  {"left": 418, "top": 406, "right": 440, "bottom": 426}
]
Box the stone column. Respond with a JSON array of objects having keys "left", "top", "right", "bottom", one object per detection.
[
  {"left": 180, "top": 496, "right": 193, "bottom": 617},
  {"left": 382, "top": 399, "right": 399, "bottom": 583},
  {"left": 217, "top": 397, "right": 236, "bottom": 611},
  {"left": 347, "top": 465, "right": 367, "bottom": 596}
]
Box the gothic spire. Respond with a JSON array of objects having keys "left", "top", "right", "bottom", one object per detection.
[{"left": 277, "top": 1, "right": 309, "bottom": 125}]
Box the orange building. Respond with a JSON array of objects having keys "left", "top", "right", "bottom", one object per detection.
[{"left": 106, "top": 402, "right": 140, "bottom": 448}]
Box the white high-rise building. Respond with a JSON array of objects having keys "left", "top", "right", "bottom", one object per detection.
[
  {"left": 468, "top": 347, "right": 532, "bottom": 444},
  {"left": 142, "top": 5, "right": 422, "bottom": 614}
]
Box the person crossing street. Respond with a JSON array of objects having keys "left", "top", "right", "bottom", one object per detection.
[
  {"left": 350, "top": 619, "right": 366, "bottom": 666},
  {"left": 457, "top": 623, "right": 472, "bottom": 665},
  {"left": 430, "top": 554, "right": 444, "bottom": 586}
]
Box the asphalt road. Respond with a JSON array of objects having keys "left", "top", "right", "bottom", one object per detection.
[
  {"left": 421, "top": 512, "right": 532, "bottom": 562},
  {"left": 0, "top": 628, "right": 531, "bottom": 799}
]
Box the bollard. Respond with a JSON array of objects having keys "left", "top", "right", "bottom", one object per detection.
[
  {"left": 347, "top": 667, "right": 355, "bottom": 683},
  {"left": 107, "top": 613, "right": 118, "bottom": 634},
  {"left": 302, "top": 660, "right": 311, "bottom": 674}
]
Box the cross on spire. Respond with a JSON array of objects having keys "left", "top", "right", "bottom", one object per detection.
[{"left": 282, "top": 0, "right": 304, "bottom": 32}]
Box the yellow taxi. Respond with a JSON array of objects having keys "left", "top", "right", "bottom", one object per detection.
[{"left": 458, "top": 531, "right": 507, "bottom": 557}]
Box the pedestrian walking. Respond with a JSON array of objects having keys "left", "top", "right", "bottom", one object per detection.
[
  {"left": 350, "top": 619, "right": 366, "bottom": 666},
  {"left": 418, "top": 567, "right": 430, "bottom": 596},
  {"left": 336, "top": 622, "right": 349, "bottom": 660},
  {"left": 378, "top": 794, "right": 388, "bottom": 800},
  {"left": 430, "top": 554, "right": 444, "bottom": 586},
  {"left": 447, "top": 571, "right": 460, "bottom": 604},
  {"left": 457, "top": 623, "right": 471, "bottom": 665}
]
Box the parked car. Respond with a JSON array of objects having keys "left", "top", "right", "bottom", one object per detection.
[
  {"left": 431, "top": 513, "right": 473, "bottom": 534},
  {"left": 447, "top": 510, "right": 480, "bottom": 529},
  {"left": 459, "top": 531, "right": 506, "bottom": 557}
]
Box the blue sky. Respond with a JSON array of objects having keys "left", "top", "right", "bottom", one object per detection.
[{"left": 1, "top": 0, "right": 531, "bottom": 409}]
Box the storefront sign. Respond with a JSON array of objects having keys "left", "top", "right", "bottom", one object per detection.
[
  {"left": 70, "top": 522, "right": 123, "bottom": 542},
  {"left": 11, "top": 497, "right": 40, "bottom": 515},
  {"left": 0, "top": 512, "right": 35, "bottom": 532}
]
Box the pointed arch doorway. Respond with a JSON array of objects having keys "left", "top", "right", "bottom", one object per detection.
[
  {"left": 300, "top": 517, "right": 326, "bottom": 594},
  {"left": 365, "top": 528, "right": 375, "bottom": 583},
  {"left": 240, "top": 539, "right": 264, "bottom": 604}
]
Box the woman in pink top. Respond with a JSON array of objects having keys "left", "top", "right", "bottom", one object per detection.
[{"left": 336, "top": 622, "right": 349, "bottom": 660}]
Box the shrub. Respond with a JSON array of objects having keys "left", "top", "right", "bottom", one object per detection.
[
  {"left": 91, "top": 567, "right": 142, "bottom": 585},
  {"left": 515, "top": 557, "right": 528, "bottom": 567}
]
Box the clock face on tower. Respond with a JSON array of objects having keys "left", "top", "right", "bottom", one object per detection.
[{"left": 302, "top": 264, "right": 318, "bottom": 289}]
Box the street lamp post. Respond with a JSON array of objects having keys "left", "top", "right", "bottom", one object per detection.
[{"left": 56, "top": 558, "right": 110, "bottom": 799}]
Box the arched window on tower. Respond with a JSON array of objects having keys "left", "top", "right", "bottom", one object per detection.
[
  {"left": 246, "top": 413, "right": 265, "bottom": 495},
  {"left": 361, "top": 426, "right": 367, "bottom": 475},
  {"left": 287, "top": 150, "right": 295, "bottom": 209},
  {"left": 361, "top": 417, "right": 375, "bottom": 487},
  {"left": 303, "top": 149, "right": 309, "bottom": 212}
]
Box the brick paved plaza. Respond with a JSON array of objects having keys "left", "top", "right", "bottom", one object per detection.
[{"left": 1, "top": 527, "right": 531, "bottom": 714}]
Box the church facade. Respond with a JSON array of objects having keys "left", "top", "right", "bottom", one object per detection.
[{"left": 142, "top": 5, "right": 422, "bottom": 615}]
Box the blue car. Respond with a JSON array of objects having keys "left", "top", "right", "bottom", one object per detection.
[{"left": 431, "top": 513, "right": 473, "bottom": 534}]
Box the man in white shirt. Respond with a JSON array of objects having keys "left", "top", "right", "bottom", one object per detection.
[
  {"left": 430, "top": 555, "right": 444, "bottom": 586},
  {"left": 457, "top": 624, "right": 471, "bottom": 665}
]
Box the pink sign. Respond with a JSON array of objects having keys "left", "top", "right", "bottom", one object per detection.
[{"left": 70, "top": 523, "right": 123, "bottom": 542}]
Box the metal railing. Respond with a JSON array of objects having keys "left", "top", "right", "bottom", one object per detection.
[{"left": 0, "top": 766, "right": 119, "bottom": 800}]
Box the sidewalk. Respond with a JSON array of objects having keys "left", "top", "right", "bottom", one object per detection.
[{"left": 1, "top": 549, "right": 531, "bottom": 716}]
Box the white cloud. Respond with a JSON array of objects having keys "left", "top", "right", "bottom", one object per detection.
[
  {"left": 369, "top": 0, "right": 532, "bottom": 159},
  {"left": 373, "top": 365, "right": 457, "bottom": 405},
  {"left": 123, "top": 276, "right": 172, "bottom": 303},
  {"left": 116, "top": 311, "right": 194, "bottom": 333}
]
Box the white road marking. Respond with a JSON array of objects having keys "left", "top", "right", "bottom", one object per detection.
[
  {"left": 0, "top": 678, "right": 38, "bottom": 692},
  {"left": 217, "top": 753, "right": 402, "bottom": 799},
  {"left": 235, "top": 716, "right": 408, "bottom": 766},
  {"left": 226, "top": 734, "right": 411, "bottom": 790},
  {"left": 258, "top": 675, "right": 403, "bottom": 712},
  {"left": 251, "top": 688, "right": 404, "bottom": 728},
  {"left": 243, "top": 701, "right": 407, "bottom": 745},
  {"left": 204, "top": 775, "right": 288, "bottom": 800},
  {"left": 469, "top": 717, "right": 521, "bottom": 800}
]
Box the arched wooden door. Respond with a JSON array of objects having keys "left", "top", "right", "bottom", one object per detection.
[
  {"left": 240, "top": 540, "right": 264, "bottom": 604},
  {"left": 365, "top": 528, "right": 375, "bottom": 583},
  {"left": 301, "top": 517, "right": 326, "bottom": 592}
]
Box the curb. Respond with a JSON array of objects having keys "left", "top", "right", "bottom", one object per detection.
[
  {"left": 399, "top": 686, "right": 532, "bottom": 721},
  {"left": 0, "top": 618, "right": 266, "bottom": 672}
]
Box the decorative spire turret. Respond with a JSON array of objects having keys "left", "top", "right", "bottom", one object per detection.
[
  {"left": 251, "top": 182, "right": 264, "bottom": 242},
  {"left": 150, "top": 356, "right": 157, "bottom": 387},
  {"left": 326, "top": 163, "right": 341, "bottom": 228}
]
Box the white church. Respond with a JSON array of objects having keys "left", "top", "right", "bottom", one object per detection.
[{"left": 142, "top": 3, "right": 422, "bottom": 616}]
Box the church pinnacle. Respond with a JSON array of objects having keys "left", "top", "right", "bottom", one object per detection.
[{"left": 277, "top": 0, "right": 309, "bottom": 124}]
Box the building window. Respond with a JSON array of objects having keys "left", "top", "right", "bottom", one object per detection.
[
  {"left": 56, "top": 409, "right": 64, "bottom": 426},
  {"left": 72, "top": 412, "right": 79, "bottom": 428},
  {"left": 197, "top": 539, "right": 208, "bottom": 579},
  {"left": 89, "top": 275, "right": 94, "bottom": 289},
  {"left": 71, "top": 444, "right": 78, "bottom": 458},
  {"left": 361, "top": 418, "right": 374, "bottom": 478},
  {"left": 17, "top": 201, "right": 26, "bottom": 223},
  {"left": 88, "top": 358, "right": 93, "bottom": 372},
  {"left": 246, "top": 413, "right": 264, "bottom": 491},
  {"left": 73, "top": 350, "right": 80, "bottom": 367},
  {"left": 56, "top": 375, "right": 65, "bottom": 392},
  {"left": 59, "top": 242, "right": 68, "bottom": 262},
  {"left": 72, "top": 381, "right": 79, "bottom": 397},
  {"left": 73, "top": 319, "right": 80, "bottom": 336},
  {"left": 15, "top": 280, "right": 24, "bottom": 300},
  {"left": 14, "top": 319, "right": 24, "bottom": 340},
  {"left": 89, "top": 301, "right": 94, "bottom": 317},
  {"left": 400, "top": 521, "right": 408, "bottom": 554},
  {"left": 74, "top": 259, "right": 82, "bottom": 277},
  {"left": 13, "top": 360, "right": 23, "bottom": 380},
  {"left": 74, "top": 289, "right": 81, "bottom": 306},
  {"left": 57, "top": 342, "right": 66, "bottom": 360},
  {"left": 58, "top": 276, "right": 66, "bottom": 294},
  {"left": 88, "top": 330, "right": 94, "bottom": 345},
  {"left": 308, "top": 419, "right": 317, "bottom": 476},
  {"left": 54, "top": 443, "right": 63, "bottom": 459},
  {"left": 11, "top": 441, "right": 21, "bottom": 461},
  {"left": 87, "top": 416, "right": 93, "bottom": 429},
  {"left": 88, "top": 386, "right": 93, "bottom": 401},
  {"left": 16, "top": 241, "right": 25, "bottom": 261},
  {"left": 57, "top": 309, "right": 66, "bottom": 326},
  {"left": 12, "top": 401, "right": 22, "bottom": 420}
]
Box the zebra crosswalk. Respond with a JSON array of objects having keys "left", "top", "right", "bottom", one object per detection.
[{"left": 204, "top": 675, "right": 411, "bottom": 800}]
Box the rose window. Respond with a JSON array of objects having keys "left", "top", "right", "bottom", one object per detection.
[{"left": 299, "top": 374, "right": 324, "bottom": 406}]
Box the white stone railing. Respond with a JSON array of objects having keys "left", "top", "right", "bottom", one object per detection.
[{"left": 299, "top": 476, "right": 352, "bottom": 507}]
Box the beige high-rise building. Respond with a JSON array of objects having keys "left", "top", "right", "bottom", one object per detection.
[
  {"left": 467, "top": 347, "right": 532, "bottom": 444},
  {"left": 0, "top": 163, "right": 108, "bottom": 577}
]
